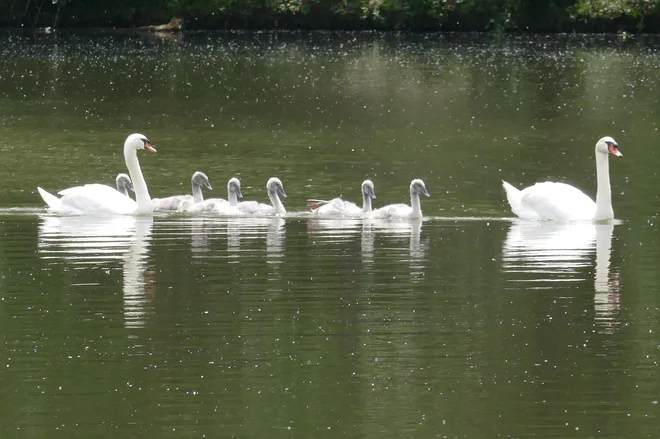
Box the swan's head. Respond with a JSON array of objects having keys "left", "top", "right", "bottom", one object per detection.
[
  {"left": 361, "top": 179, "right": 376, "bottom": 200},
  {"left": 267, "top": 177, "right": 287, "bottom": 198},
  {"left": 596, "top": 136, "right": 622, "bottom": 157},
  {"left": 410, "top": 179, "right": 430, "bottom": 197},
  {"left": 228, "top": 177, "right": 243, "bottom": 199},
  {"left": 115, "top": 173, "right": 134, "bottom": 193},
  {"left": 192, "top": 171, "right": 213, "bottom": 190},
  {"left": 125, "top": 133, "right": 157, "bottom": 153}
]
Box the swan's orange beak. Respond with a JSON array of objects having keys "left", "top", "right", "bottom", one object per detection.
[
  {"left": 145, "top": 142, "right": 157, "bottom": 153},
  {"left": 608, "top": 144, "right": 622, "bottom": 157}
]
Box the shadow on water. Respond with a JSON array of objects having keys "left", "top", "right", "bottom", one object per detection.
[{"left": 501, "top": 220, "right": 621, "bottom": 334}]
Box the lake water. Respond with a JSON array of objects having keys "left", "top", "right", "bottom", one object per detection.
[{"left": 1, "top": 31, "right": 659, "bottom": 438}]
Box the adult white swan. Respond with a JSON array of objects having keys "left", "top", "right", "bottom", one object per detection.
[
  {"left": 184, "top": 177, "right": 243, "bottom": 215},
  {"left": 368, "top": 179, "right": 429, "bottom": 220},
  {"left": 37, "top": 133, "right": 156, "bottom": 216},
  {"left": 502, "top": 136, "right": 622, "bottom": 221},
  {"left": 116, "top": 173, "right": 134, "bottom": 197},
  {"left": 307, "top": 179, "right": 377, "bottom": 217},
  {"left": 237, "top": 177, "right": 287, "bottom": 215},
  {"left": 152, "top": 171, "right": 212, "bottom": 211}
]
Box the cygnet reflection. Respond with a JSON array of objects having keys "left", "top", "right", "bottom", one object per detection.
[{"left": 307, "top": 217, "right": 427, "bottom": 280}]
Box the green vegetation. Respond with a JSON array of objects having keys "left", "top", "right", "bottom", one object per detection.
[{"left": 2, "top": 0, "right": 660, "bottom": 32}]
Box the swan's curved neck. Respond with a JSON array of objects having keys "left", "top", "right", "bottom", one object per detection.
[
  {"left": 594, "top": 151, "right": 613, "bottom": 221},
  {"left": 362, "top": 191, "right": 373, "bottom": 213},
  {"left": 125, "top": 147, "right": 152, "bottom": 214},
  {"left": 192, "top": 183, "right": 204, "bottom": 203},
  {"left": 269, "top": 192, "right": 286, "bottom": 214},
  {"left": 228, "top": 189, "right": 238, "bottom": 206},
  {"left": 410, "top": 190, "right": 422, "bottom": 219}
]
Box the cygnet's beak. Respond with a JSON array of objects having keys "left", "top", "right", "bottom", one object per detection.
[
  {"left": 279, "top": 187, "right": 288, "bottom": 198},
  {"left": 204, "top": 182, "right": 213, "bottom": 190},
  {"left": 421, "top": 187, "right": 430, "bottom": 197}
]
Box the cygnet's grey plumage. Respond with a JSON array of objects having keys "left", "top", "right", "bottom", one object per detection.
[
  {"left": 184, "top": 177, "right": 243, "bottom": 215},
  {"left": 308, "top": 179, "right": 376, "bottom": 217},
  {"left": 237, "top": 177, "right": 287, "bottom": 215},
  {"left": 152, "top": 171, "right": 212, "bottom": 211},
  {"left": 368, "top": 179, "right": 429, "bottom": 220},
  {"left": 115, "top": 173, "right": 134, "bottom": 197}
]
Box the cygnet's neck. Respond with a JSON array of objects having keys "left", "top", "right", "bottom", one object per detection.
[
  {"left": 192, "top": 182, "right": 204, "bottom": 203},
  {"left": 410, "top": 189, "right": 422, "bottom": 219},
  {"left": 593, "top": 150, "right": 613, "bottom": 221},
  {"left": 362, "top": 191, "right": 373, "bottom": 213},
  {"left": 269, "top": 192, "right": 286, "bottom": 214},
  {"left": 228, "top": 189, "right": 239, "bottom": 206},
  {"left": 125, "top": 147, "right": 152, "bottom": 214},
  {"left": 116, "top": 181, "right": 129, "bottom": 197}
]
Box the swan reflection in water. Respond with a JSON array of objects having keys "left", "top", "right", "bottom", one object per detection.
[
  {"left": 502, "top": 220, "right": 621, "bottom": 333},
  {"left": 306, "top": 218, "right": 427, "bottom": 280},
  {"left": 38, "top": 215, "right": 154, "bottom": 329}
]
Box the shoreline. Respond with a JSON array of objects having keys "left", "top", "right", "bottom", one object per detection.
[
  {"left": 4, "top": 3, "right": 660, "bottom": 34},
  {"left": 0, "top": 25, "right": 654, "bottom": 35}
]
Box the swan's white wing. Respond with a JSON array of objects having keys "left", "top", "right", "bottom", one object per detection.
[
  {"left": 502, "top": 181, "right": 541, "bottom": 220},
  {"left": 368, "top": 203, "right": 413, "bottom": 219},
  {"left": 38, "top": 187, "right": 62, "bottom": 209},
  {"left": 38, "top": 187, "right": 83, "bottom": 215},
  {"left": 59, "top": 183, "right": 107, "bottom": 197},
  {"left": 520, "top": 182, "right": 596, "bottom": 221},
  {"left": 57, "top": 184, "right": 137, "bottom": 216}
]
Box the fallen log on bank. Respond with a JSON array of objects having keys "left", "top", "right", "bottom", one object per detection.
[{"left": 137, "top": 17, "right": 183, "bottom": 32}]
